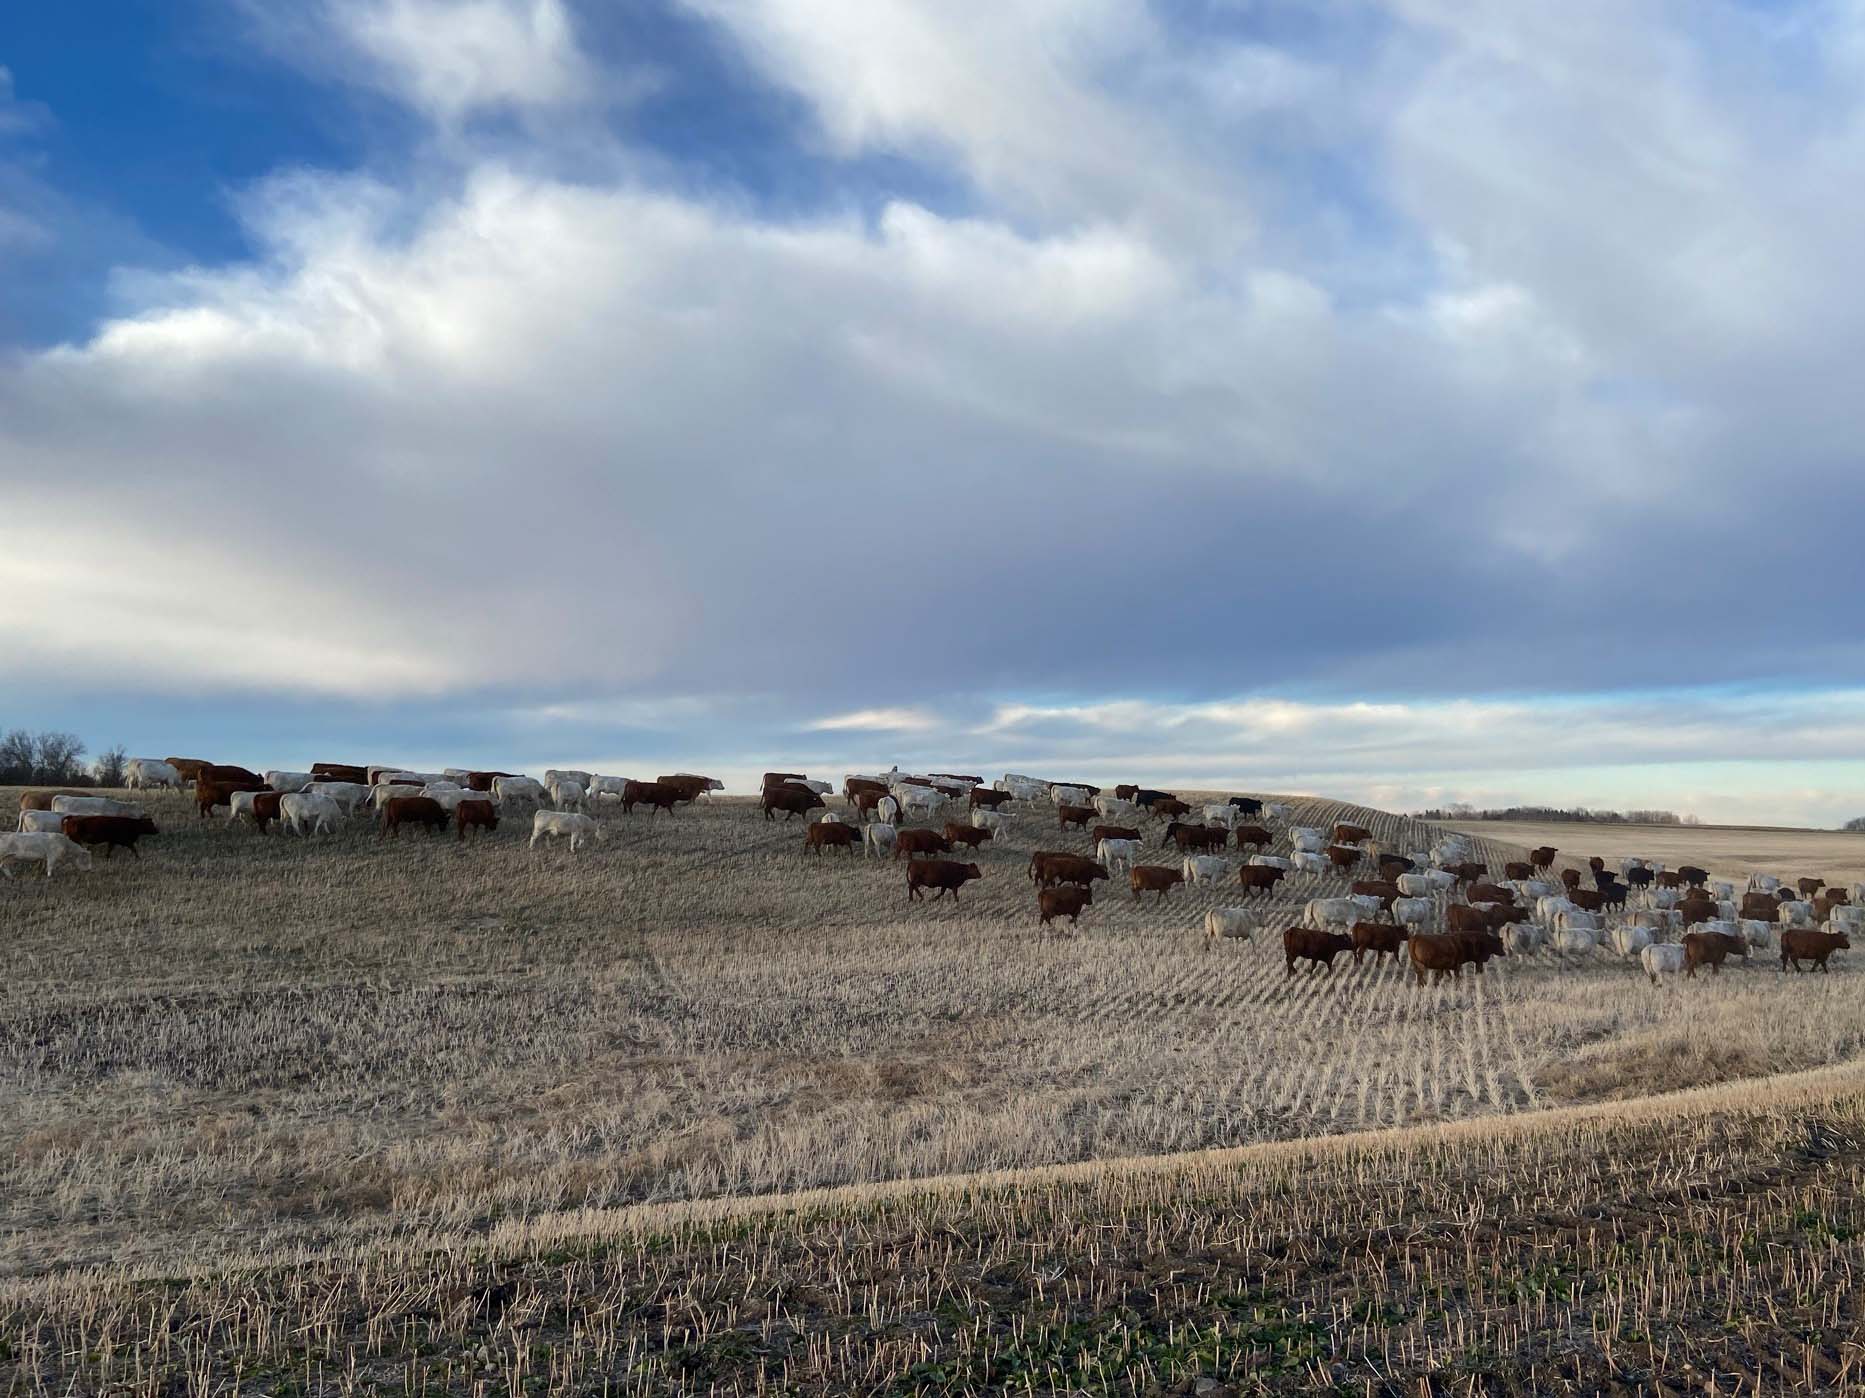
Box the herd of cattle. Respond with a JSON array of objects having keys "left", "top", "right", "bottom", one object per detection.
[{"left": 1, "top": 759, "right": 1855, "bottom": 984}]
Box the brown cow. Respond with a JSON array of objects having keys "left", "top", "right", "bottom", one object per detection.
[
  {"left": 18, "top": 790, "right": 86, "bottom": 813},
  {"left": 1447, "top": 904, "right": 1491, "bottom": 934},
  {"left": 1129, "top": 865, "right": 1185, "bottom": 901},
  {"left": 1284, "top": 927, "right": 1353, "bottom": 975},
  {"left": 942, "top": 822, "right": 994, "bottom": 851},
  {"left": 1596, "top": 881, "right": 1628, "bottom": 911},
  {"left": 1113, "top": 784, "right": 1139, "bottom": 801},
  {"left": 907, "top": 858, "right": 982, "bottom": 903},
  {"left": 1234, "top": 824, "right": 1272, "bottom": 851},
  {"left": 246, "top": 791, "right": 284, "bottom": 834},
  {"left": 656, "top": 774, "right": 719, "bottom": 803},
  {"left": 762, "top": 772, "right": 808, "bottom": 790},
  {"left": 1376, "top": 853, "right": 1415, "bottom": 878},
  {"left": 851, "top": 788, "right": 892, "bottom": 817},
  {"left": 1560, "top": 868, "right": 1582, "bottom": 890},
  {"left": 195, "top": 777, "right": 265, "bottom": 819},
  {"left": 1057, "top": 804, "right": 1095, "bottom": 830},
  {"left": 969, "top": 787, "right": 1013, "bottom": 810},
  {"left": 1740, "top": 892, "right": 1781, "bottom": 919},
  {"left": 1032, "top": 853, "right": 1109, "bottom": 888},
  {"left": 845, "top": 777, "right": 889, "bottom": 803},
  {"left": 1798, "top": 876, "right": 1826, "bottom": 898},
  {"left": 761, "top": 783, "right": 824, "bottom": 821},
  {"left": 1503, "top": 861, "right": 1534, "bottom": 881},
  {"left": 1816, "top": 894, "right": 1850, "bottom": 924},
  {"left": 896, "top": 828, "right": 953, "bottom": 859},
  {"left": 59, "top": 814, "right": 158, "bottom": 857},
  {"left": 1529, "top": 846, "right": 1558, "bottom": 871},
  {"left": 1039, "top": 884, "right": 1094, "bottom": 927},
  {"left": 1450, "top": 860, "right": 1487, "bottom": 883},
  {"left": 1677, "top": 865, "right": 1710, "bottom": 887},
  {"left": 1350, "top": 879, "right": 1400, "bottom": 913},
  {"left": 463, "top": 770, "right": 515, "bottom": 792},
  {"left": 1332, "top": 822, "right": 1370, "bottom": 846},
  {"left": 164, "top": 757, "right": 211, "bottom": 785},
  {"left": 1569, "top": 888, "right": 1605, "bottom": 913},
  {"left": 1028, "top": 849, "right": 1073, "bottom": 882},
  {"left": 1408, "top": 930, "right": 1505, "bottom": 984},
  {"left": 1655, "top": 870, "right": 1685, "bottom": 890},
  {"left": 1167, "top": 821, "right": 1227, "bottom": 853},
  {"left": 1781, "top": 929, "right": 1850, "bottom": 973},
  {"left": 805, "top": 821, "right": 860, "bottom": 855},
  {"left": 1238, "top": 865, "right": 1288, "bottom": 894},
  {"left": 1683, "top": 930, "right": 1747, "bottom": 977},
  {"left": 1150, "top": 798, "right": 1192, "bottom": 820},
  {"left": 1624, "top": 866, "right": 1655, "bottom": 889},
  {"left": 626, "top": 781, "right": 683, "bottom": 817},
  {"left": 1676, "top": 899, "right": 1718, "bottom": 929},
  {"left": 201, "top": 764, "right": 263, "bottom": 785},
  {"left": 1468, "top": 883, "right": 1517, "bottom": 907},
  {"left": 1325, "top": 844, "right": 1361, "bottom": 871},
  {"left": 455, "top": 799, "right": 499, "bottom": 842},
  {"left": 1587, "top": 856, "right": 1606, "bottom": 874},
  {"left": 380, "top": 796, "right": 448, "bottom": 838},
  {"left": 311, "top": 762, "right": 369, "bottom": 783},
  {"left": 1351, "top": 920, "right": 1408, "bottom": 964},
  {"left": 1092, "top": 824, "right": 1142, "bottom": 846}
]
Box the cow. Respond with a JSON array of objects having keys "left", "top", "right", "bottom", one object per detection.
[
  {"left": 895, "top": 828, "right": 953, "bottom": 860},
  {"left": 493, "top": 776, "right": 547, "bottom": 806},
  {"left": 845, "top": 777, "right": 890, "bottom": 805},
  {"left": 1676, "top": 865, "right": 1710, "bottom": 887},
  {"left": 273, "top": 792, "right": 340, "bottom": 837},
  {"left": 124, "top": 758, "right": 183, "bottom": 790},
  {"left": 1033, "top": 854, "right": 1109, "bottom": 888},
  {"left": 1050, "top": 785, "right": 1093, "bottom": 809},
  {"left": 613, "top": 780, "right": 676, "bottom": 818},
  {"left": 1238, "top": 864, "right": 1288, "bottom": 895},
  {"left": 895, "top": 787, "right": 948, "bottom": 822},
  {"left": 1167, "top": 821, "right": 1227, "bottom": 853},
  {"left": 195, "top": 777, "right": 266, "bottom": 819},
  {"left": 262, "top": 771, "right": 315, "bottom": 794},
  {"left": 1290, "top": 828, "right": 1325, "bottom": 854},
  {"left": 1130, "top": 865, "right": 1185, "bottom": 901},
  {"left": 1502, "top": 923, "right": 1545, "bottom": 955},
  {"left": 1640, "top": 942, "right": 1688, "bottom": 984},
  {"left": 51, "top": 796, "right": 145, "bottom": 819},
  {"left": 1682, "top": 930, "right": 1747, "bottom": 977},
  {"left": 1390, "top": 897, "right": 1432, "bottom": 933},
  {"left": 864, "top": 823, "right": 897, "bottom": 858},
  {"left": 1040, "top": 885, "right": 1094, "bottom": 928},
  {"left": 1397, "top": 871, "right": 1453, "bottom": 896},
  {"left": 1304, "top": 896, "right": 1379, "bottom": 931},
  {"left": 1781, "top": 929, "right": 1850, "bottom": 973},
  {"left": 1205, "top": 907, "right": 1258, "bottom": 944},
  {"left": 1624, "top": 866, "right": 1655, "bottom": 890},
  {"left": 1182, "top": 854, "right": 1228, "bottom": 884},
  {"left": 1317, "top": 844, "right": 1356, "bottom": 872},
  {"left": 970, "top": 787, "right": 1013, "bottom": 811},
  {"left": 1291, "top": 851, "right": 1330, "bottom": 876},
  {"left": 1798, "top": 876, "right": 1826, "bottom": 898},
  {"left": 1408, "top": 930, "right": 1506, "bottom": 984},
  {"left": 452, "top": 799, "right": 499, "bottom": 842},
  {"left": 1199, "top": 804, "right": 1239, "bottom": 829},
  {"left": 0, "top": 831, "right": 93, "bottom": 879},
  {"left": 760, "top": 790, "right": 828, "bottom": 820},
  {"left": 1529, "top": 846, "right": 1558, "bottom": 871},
  {"left": 1151, "top": 798, "right": 1192, "bottom": 821},
  {"left": 941, "top": 821, "right": 994, "bottom": 851},
  {"left": 1261, "top": 802, "right": 1290, "bottom": 821},
  {"left": 1233, "top": 824, "right": 1272, "bottom": 851},
  {"left": 1284, "top": 927, "right": 1353, "bottom": 976},
  {"left": 1056, "top": 804, "right": 1095, "bottom": 831},
  {"left": 305, "top": 781, "right": 371, "bottom": 816},
  {"left": 1131, "top": 788, "right": 1173, "bottom": 809},
  {"left": 907, "top": 858, "right": 982, "bottom": 903},
  {"left": 1227, "top": 796, "right": 1264, "bottom": 817},
  {"left": 547, "top": 778, "right": 588, "bottom": 812},
  {"left": 164, "top": 758, "right": 211, "bottom": 786},
  {"left": 1448, "top": 861, "right": 1488, "bottom": 884},
  {"left": 1503, "top": 861, "right": 1534, "bottom": 882},
  {"left": 1610, "top": 924, "right": 1654, "bottom": 958},
  {"left": 16, "top": 810, "right": 71, "bottom": 834},
  {"left": 527, "top": 810, "right": 602, "bottom": 851},
  {"left": 1554, "top": 927, "right": 1599, "bottom": 955},
  {"left": 970, "top": 810, "right": 1007, "bottom": 841},
  {"left": 59, "top": 814, "right": 158, "bottom": 857},
  {"left": 1377, "top": 853, "right": 1416, "bottom": 879},
  {"left": 1332, "top": 822, "right": 1370, "bottom": 846},
  {"left": 311, "top": 762, "right": 370, "bottom": 783},
  {"left": 463, "top": 770, "right": 516, "bottom": 792},
  {"left": 657, "top": 774, "right": 723, "bottom": 802},
  {"left": 1777, "top": 900, "right": 1815, "bottom": 928},
  {"left": 584, "top": 776, "right": 630, "bottom": 805},
  {"left": 1099, "top": 796, "right": 1142, "bottom": 821},
  {"left": 378, "top": 796, "right": 447, "bottom": 838},
  {"left": 805, "top": 821, "right": 860, "bottom": 855},
  {"left": 1447, "top": 904, "right": 1490, "bottom": 934},
  {"left": 1569, "top": 888, "right": 1605, "bottom": 913},
  {"left": 18, "top": 790, "right": 87, "bottom": 816},
  {"left": 1096, "top": 838, "right": 1141, "bottom": 873},
  {"left": 1351, "top": 921, "right": 1408, "bottom": 965},
  {"left": 1350, "top": 880, "right": 1401, "bottom": 914},
  {"left": 201, "top": 764, "right": 263, "bottom": 785}
]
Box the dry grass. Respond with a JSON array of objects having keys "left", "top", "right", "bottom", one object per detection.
[
  {"left": 1441, "top": 818, "right": 1865, "bottom": 889},
  {"left": 4, "top": 784, "right": 1864, "bottom": 1288}
]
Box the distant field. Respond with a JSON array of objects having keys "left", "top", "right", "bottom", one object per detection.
[
  {"left": 5, "top": 786, "right": 1865, "bottom": 1284},
  {"left": 1440, "top": 818, "right": 1865, "bottom": 888}
]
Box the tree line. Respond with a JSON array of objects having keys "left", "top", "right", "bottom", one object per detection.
[
  {"left": 0, "top": 730, "right": 127, "bottom": 787},
  {"left": 1414, "top": 804, "right": 1699, "bottom": 826}
]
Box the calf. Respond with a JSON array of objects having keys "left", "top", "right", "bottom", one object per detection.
[
  {"left": 59, "top": 814, "right": 158, "bottom": 858},
  {"left": 1284, "top": 927, "right": 1353, "bottom": 976},
  {"left": 1678, "top": 865, "right": 1710, "bottom": 887},
  {"left": 1039, "top": 884, "right": 1093, "bottom": 927},
  {"left": 1056, "top": 804, "right": 1095, "bottom": 831},
  {"left": 1781, "top": 929, "right": 1850, "bottom": 973},
  {"left": 941, "top": 821, "right": 994, "bottom": 851},
  {"left": 1324, "top": 844, "right": 1362, "bottom": 871},
  {"left": 1568, "top": 888, "right": 1605, "bottom": 913},
  {"left": 381, "top": 796, "right": 448, "bottom": 838},
  {"left": 1351, "top": 920, "right": 1408, "bottom": 965},
  {"left": 1332, "top": 822, "right": 1370, "bottom": 845},
  {"left": 1129, "top": 865, "right": 1185, "bottom": 901},
  {"left": 195, "top": 777, "right": 265, "bottom": 819},
  {"left": 1237, "top": 864, "right": 1288, "bottom": 895},
  {"left": 455, "top": 799, "right": 499, "bottom": 842},
  {"left": 907, "top": 858, "right": 982, "bottom": 903},
  {"left": 805, "top": 821, "right": 860, "bottom": 855},
  {"left": 1798, "top": 876, "right": 1826, "bottom": 898},
  {"left": 1683, "top": 930, "right": 1747, "bottom": 977},
  {"left": 896, "top": 828, "right": 953, "bottom": 859}
]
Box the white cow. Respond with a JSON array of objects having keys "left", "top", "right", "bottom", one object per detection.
[
  {"left": 999, "top": 777, "right": 1047, "bottom": 802},
  {"left": 1645, "top": 888, "right": 1681, "bottom": 910},
  {"left": 228, "top": 790, "right": 271, "bottom": 827},
  {"left": 876, "top": 796, "right": 900, "bottom": 825},
  {"left": 812, "top": 809, "right": 847, "bottom": 824},
  {"left": 125, "top": 758, "right": 182, "bottom": 790},
  {"left": 1627, "top": 909, "right": 1680, "bottom": 932},
  {"left": 262, "top": 771, "right": 315, "bottom": 794},
  {"left": 1096, "top": 838, "right": 1141, "bottom": 873},
  {"left": 1553, "top": 928, "right": 1599, "bottom": 955},
  {"left": 970, "top": 810, "right": 1007, "bottom": 840},
  {"left": 307, "top": 781, "right": 371, "bottom": 816},
  {"left": 1205, "top": 907, "right": 1259, "bottom": 943},
  {"left": 1095, "top": 795, "right": 1138, "bottom": 820},
  {"left": 588, "top": 776, "right": 630, "bottom": 803},
  {"left": 383, "top": 771, "right": 446, "bottom": 787},
  {"left": 1051, "top": 784, "right": 1092, "bottom": 808},
  {"left": 1556, "top": 908, "right": 1602, "bottom": 934},
  {"left": 1290, "top": 828, "right": 1324, "bottom": 853},
  {"left": 1712, "top": 881, "right": 1736, "bottom": 901},
  {"left": 280, "top": 792, "right": 342, "bottom": 836},
  {"left": 16, "top": 810, "right": 67, "bottom": 834},
  {"left": 1303, "top": 896, "right": 1380, "bottom": 931},
  {"left": 1391, "top": 897, "right": 1433, "bottom": 932},
  {"left": 1828, "top": 904, "right": 1865, "bottom": 933},
  {"left": 1249, "top": 854, "right": 1294, "bottom": 870},
  {"left": 51, "top": 796, "right": 144, "bottom": 819},
  {"left": 864, "top": 823, "right": 898, "bottom": 858},
  {"left": 1200, "top": 804, "right": 1239, "bottom": 829},
  {"left": 423, "top": 787, "right": 487, "bottom": 813},
  {"left": 370, "top": 783, "right": 423, "bottom": 810},
  {"left": 1291, "top": 851, "right": 1330, "bottom": 876},
  {"left": 1747, "top": 873, "right": 1781, "bottom": 894},
  {"left": 1517, "top": 879, "right": 1560, "bottom": 900},
  {"left": 530, "top": 810, "right": 602, "bottom": 851},
  {"left": 1395, "top": 873, "right": 1435, "bottom": 897},
  {"left": 549, "top": 778, "right": 589, "bottom": 813},
  {"left": 1739, "top": 918, "right": 1774, "bottom": 949},
  {"left": 0, "top": 832, "right": 93, "bottom": 879},
  {"left": 1261, "top": 802, "right": 1290, "bottom": 821},
  {"left": 493, "top": 775, "right": 547, "bottom": 806},
  {"left": 1610, "top": 924, "right": 1654, "bottom": 958},
  {"left": 544, "top": 769, "right": 594, "bottom": 790},
  {"left": 1778, "top": 900, "right": 1814, "bottom": 928},
  {"left": 1535, "top": 895, "right": 1578, "bottom": 925},
  {"left": 1502, "top": 923, "right": 1545, "bottom": 955},
  {"left": 1640, "top": 942, "right": 1687, "bottom": 983},
  {"left": 1852, "top": 881, "right": 1865, "bottom": 905},
  {"left": 895, "top": 787, "right": 946, "bottom": 821},
  {"left": 1696, "top": 918, "right": 1743, "bottom": 941},
  {"left": 796, "top": 779, "right": 834, "bottom": 796},
  {"left": 1182, "top": 855, "right": 1228, "bottom": 884}
]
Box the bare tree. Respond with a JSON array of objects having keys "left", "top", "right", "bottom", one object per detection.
[
  {"left": 0, "top": 729, "right": 32, "bottom": 783},
  {"left": 31, "top": 731, "right": 87, "bottom": 785},
  {"left": 93, "top": 744, "right": 128, "bottom": 789}
]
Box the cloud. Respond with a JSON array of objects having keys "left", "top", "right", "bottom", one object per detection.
[{"left": 807, "top": 707, "right": 941, "bottom": 733}]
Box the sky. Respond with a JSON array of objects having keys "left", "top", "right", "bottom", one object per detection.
[{"left": 3, "top": 0, "right": 1865, "bottom": 825}]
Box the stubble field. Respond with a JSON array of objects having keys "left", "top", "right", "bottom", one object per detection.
[{"left": 5, "top": 784, "right": 1864, "bottom": 1288}]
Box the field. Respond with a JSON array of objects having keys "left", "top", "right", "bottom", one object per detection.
[
  {"left": 1443, "top": 818, "right": 1865, "bottom": 890},
  {"left": 5, "top": 783, "right": 1865, "bottom": 1392}
]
